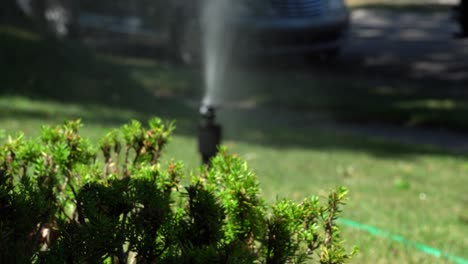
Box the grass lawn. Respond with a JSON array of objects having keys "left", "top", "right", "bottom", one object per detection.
[{"left": 1, "top": 24, "right": 467, "bottom": 263}]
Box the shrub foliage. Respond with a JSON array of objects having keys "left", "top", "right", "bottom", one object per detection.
[{"left": 0, "top": 118, "right": 356, "bottom": 263}]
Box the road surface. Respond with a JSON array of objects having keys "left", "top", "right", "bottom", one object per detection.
[{"left": 340, "top": 8, "right": 468, "bottom": 82}]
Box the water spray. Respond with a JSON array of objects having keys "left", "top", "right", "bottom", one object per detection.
[
  {"left": 198, "top": 104, "right": 222, "bottom": 165},
  {"left": 197, "top": 0, "right": 233, "bottom": 165}
]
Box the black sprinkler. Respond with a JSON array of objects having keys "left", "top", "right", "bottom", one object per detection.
[{"left": 198, "top": 105, "right": 222, "bottom": 165}]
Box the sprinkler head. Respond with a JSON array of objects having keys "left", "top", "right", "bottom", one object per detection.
[
  {"left": 200, "top": 104, "right": 216, "bottom": 120},
  {"left": 198, "top": 104, "right": 222, "bottom": 165}
]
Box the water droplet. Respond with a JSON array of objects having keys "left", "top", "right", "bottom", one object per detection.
[{"left": 419, "top": 193, "right": 427, "bottom": 200}]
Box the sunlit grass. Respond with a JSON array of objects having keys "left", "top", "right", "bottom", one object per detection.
[
  {"left": 396, "top": 99, "right": 468, "bottom": 111},
  {"left": 231, "top": 140, "right": 468, "bottom": 263},
  {"left": 0, "top": 24, "right": 41, "bottom": 41}
]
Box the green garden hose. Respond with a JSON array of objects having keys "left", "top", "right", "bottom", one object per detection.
[{"left": 338, "top": 218, "right": 468, "bottom": 264}]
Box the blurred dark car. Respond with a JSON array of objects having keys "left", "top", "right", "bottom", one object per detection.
[
  {"left": 33, "top": 0, "right": 350, "bottom": 63},
  {"left": 229, "top": 0, "right": 350, "bottom": 60}
]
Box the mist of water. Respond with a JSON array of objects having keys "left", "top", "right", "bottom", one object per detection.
[{"left": 201, "top": 0, "right": 238, "bottom": 107}]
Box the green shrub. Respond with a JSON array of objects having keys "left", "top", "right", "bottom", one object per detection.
[{"left": 0, "top": 118, "right": 356, "bottom": 263}]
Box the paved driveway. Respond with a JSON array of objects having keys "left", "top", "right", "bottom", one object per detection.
[
  {"left": 339, "top": 8, "right": 468, "bottom": 82},
  {"left": 315, "top": 8, "right": 468, "bottom": 152},
  {"left": 249, "top": 7, "right": 468, "bottom": 152}
]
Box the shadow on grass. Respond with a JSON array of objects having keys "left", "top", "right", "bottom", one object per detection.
[{"left": 0, "top": 22, "right": 201, "bottom": 123}]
